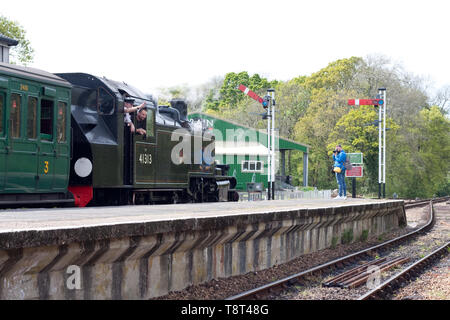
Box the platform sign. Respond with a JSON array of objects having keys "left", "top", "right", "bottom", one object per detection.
[
  {"left": 346, "top": 165, "right": 363, "bottom": 177},
  {"left": 347, "top": 153, "right": 363, "bottom": 164}
]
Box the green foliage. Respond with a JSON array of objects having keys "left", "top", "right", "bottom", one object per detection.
[
  {"left": 0, "top": 16, "right": 34, "bottom": 65},
  {"left": 299, "top": 186, "right": 315, "bottom": 192},
  {"left": 331, "top": 236, "right": 338, "bottom": 249},
  {"left": 341, "top": 229, "right": 354, "bottom": 244},
  {"left": 360, "top": 230, "right": 369, "bottom": 242},
  {"left": 157, "top": 55, "right": 449, "bottom": 197},
  {"left": 220, "top": 72, "right": 276, "bottom": 106},
  {"left": 292, "top": 57, "right": 364, "bottom": 189},
  {"left": 387, "top": 106, "right": 450, "bottom": 198},
  {"left": 204, "top": 71, "right": 277, "bottom": 112},
  {"left": 305, "top": 57, "right": 363, "bottom": 91},
  {"left": 327, "top": 105, "right": 399, "bottom": 193},
  {"left": 275, "top": 80, "right": 310, "bottom": 139}
]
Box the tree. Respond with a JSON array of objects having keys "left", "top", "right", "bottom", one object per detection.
[
  {"left": 219, "top": 72, "right": 275, "bottom": 107},
  {"left": 275, "top": 79, "right": 310, "bottom": 140},
  {"left": 0, "top": 16, "right": 34, "bottom": 65},
  {"left": 414, "top": 106, "right": 450, "bottom": 196},
  {"left": 432, "top": 85, "right": 450, "bottom": 115},
  {"left": 351, "top": 54, "right": 429, "bottom": 125},
  {"left": 293, "top": 57, "right": 364, "bottom": 188},
  {"left": 204, "top": 71, "right": 277, "bottom": 112},
  {"left": 305, "top": 57, "right": 363, "bottom": 92},
  {"left": 328, "top": 105, "right": 399, "bottom": 194}
]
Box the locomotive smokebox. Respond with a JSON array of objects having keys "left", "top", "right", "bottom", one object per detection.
[{"left": 170, "top": 99, "right": 188, "bottom": 121}]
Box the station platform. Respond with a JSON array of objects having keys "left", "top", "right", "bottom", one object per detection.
[{"left": 0, "top": 198, "right": 406, "bottom": 299}]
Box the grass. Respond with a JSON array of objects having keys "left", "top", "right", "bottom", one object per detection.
[
  {"left": 341, "top": 229, "right": 354, "bottom": 244},
  {"left": 359, "top": 230, "right": 369, "bottom": 242},
  {"left": 331, "top": 236, "right": 338, "bottom": 249}
]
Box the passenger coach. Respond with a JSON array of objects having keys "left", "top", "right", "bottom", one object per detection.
[{"left": 0, "top": 62, "right": 71, "bottom": 206}]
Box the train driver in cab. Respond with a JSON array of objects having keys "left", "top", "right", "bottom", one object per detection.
[
  {"left": 124, "top": 97, "right": 145, "bottom": 133},
  {"left": 135, "top": 108, "right": 147, "bottom": 135}
]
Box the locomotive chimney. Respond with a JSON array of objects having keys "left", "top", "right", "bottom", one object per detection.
[{"left": 169, "top": 99, "right": 188, "bottom": 121}]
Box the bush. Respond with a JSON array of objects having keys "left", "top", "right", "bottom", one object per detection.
[
  {"left": 359, "top": 229, "right": 369, "bottom": 242},
  {"left": 341, "top": 229, "right": 353, "bottom": 244}
]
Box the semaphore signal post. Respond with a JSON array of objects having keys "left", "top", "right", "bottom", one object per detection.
[
  {"left": 238, "top": 84, "right": 276, "bottom": 200},
  {"left": 348, "top": 88, "right": 387, "bottom": 198}
]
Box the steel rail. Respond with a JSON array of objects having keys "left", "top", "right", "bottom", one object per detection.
[
  {"left": 226, "top": 197, "right": 449, "bottom": 300},
  {"left": 358, "top": 240, "right": 450, "bottom": 300}
]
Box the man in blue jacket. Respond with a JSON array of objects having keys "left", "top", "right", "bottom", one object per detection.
[{"left": 332, "top": 145, "right": 347, "bottom": 200}]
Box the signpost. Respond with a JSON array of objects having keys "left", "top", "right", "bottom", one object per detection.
[
  {"left": 347, "top": 153, "right": 363, "bottom": 165},
  {"left": 345, "top": 159, "right": 363, "bottom": 199},
  {"left": 345, "top": 165, "right": 363, "bottom": 178}
]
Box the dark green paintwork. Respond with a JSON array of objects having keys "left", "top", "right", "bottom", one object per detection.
[
  {"left": 134, "top": 116, "right": 214, "bottom": 189},
  {"left": 0, "top": 64, "right": 71, "bottom": 194}
]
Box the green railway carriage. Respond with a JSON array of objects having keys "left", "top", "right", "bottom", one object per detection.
[{"left": 0, "top": 62, "right": 72, "bottom": 205}]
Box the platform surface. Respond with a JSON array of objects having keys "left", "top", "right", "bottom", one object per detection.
[{"left": 0, "top": 198, "right": 402, "bottom": 232}]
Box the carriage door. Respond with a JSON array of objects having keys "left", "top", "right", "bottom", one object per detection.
[
  {"left": 37, "top": 96, "right": 56, "bottom": 191},
  {"left": 53, "top": 101, "right": 70, "bottom": 191},
  {"left": 5, "top": 92, "right": 39, "bottom": 192},
  {"left": 0, "top": 90, "right": 5, "bottom": 190}
]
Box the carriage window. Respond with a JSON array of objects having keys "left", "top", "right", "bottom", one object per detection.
[
  {"left": 98, "top": 87, "right": 114, "bottom": 115},
  {"left": 57, "top": 102, "right": 67, "bottom": 142},
  {"left": 27, "top": 96, "right": 38, "bottom": 139},
  {"left": 40, "top": 99, "right": 53, "bottom": 140},
  {"left": 0, "top": 94, "right": 3, "bottom": 134},
  {"left": 146, "top": 108, "right": 154, "bottom": 137},
  {"left": 10, "top": 93, "right": 21, "bottom": 138}
]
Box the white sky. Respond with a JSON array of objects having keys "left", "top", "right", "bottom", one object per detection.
[{"left": 2, "top": 0, "right": 449, "bottom": 96}]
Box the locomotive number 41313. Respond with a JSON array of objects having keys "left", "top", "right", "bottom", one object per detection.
[{"left": 138, "top": 153, "right": 152, "bottom": 165}]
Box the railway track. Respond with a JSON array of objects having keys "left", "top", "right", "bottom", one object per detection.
[
  {"left": 359, "top": 240, "right": 450, "bottom": 300},
  {"left": 226, "top": 197, "right": 450, "bottom": 300}
]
